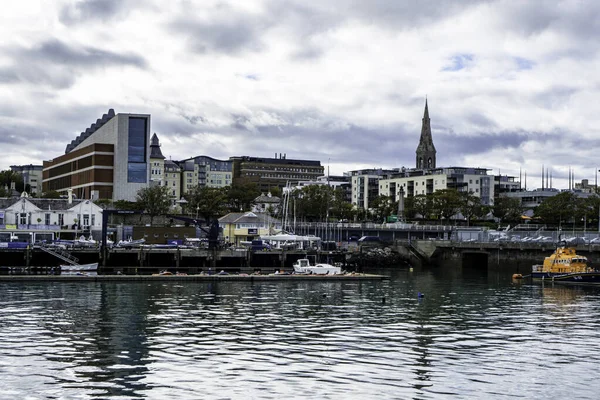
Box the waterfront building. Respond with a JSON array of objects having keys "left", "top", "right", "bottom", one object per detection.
[
  {"left": 42, "top": 109, "right": 151, "bottom": 202},
  {"left": 149, "top": 133, "right": 165, "bottom": 187},
  {"left": 230, "top": 154, "right": 324, "bottom": 193},
  {"left": 164, "top": 160, "right": 182, "bottom": 208},
  {"left": 252, "top": 192, "right": 281, "bottom": 215},
  {"left": 285, "top": 175, "right": 352, "bottom": 203},
  {"left": 350, "top": 168, "right": 397, "bottom": 210},
  {"left": 218, "top": 211, "right": 282, "bottom": 245},
  {"left": 575, "top": 179, "right": 598, "bottom": 194},
  {"left": 177, "top": 156, "right": 232, "bottom": 192},
  {"left": 10, "top": 164, "right": 43, "bottom": 195},
  {"left": 0, "top": 194, "right": 103, "bottom": 241},
  {"left": 379, "top": 167, "right": 495, "bottom": 205},
  {"left": 495, "top": 174, "right": 521, "bottom": 195}
]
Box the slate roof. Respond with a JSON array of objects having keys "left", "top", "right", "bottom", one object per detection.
[
  {"left": 218, "top": 212, "right": 280, "bottom": 225},
  {"left": 254, "top": 194, "right": 280, "bottom": 204},
  {"left": 150, "top": 133, "right": 165, "bottom": 159},
  {"left": 0, "top": 198, "right": 91, "bottom": 211}
]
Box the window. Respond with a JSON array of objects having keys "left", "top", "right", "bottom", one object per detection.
[
  {"left": 127, "top": 117, "right": 148, "bottom": 183},
  {"left": 19, "top": 213, "right": 27, "bottom": 225},
  {"left": 58, "top": 214, "right": 64, "bottom": 226},
  {"left": 91, "top": 214, "right": 95, "bottom": 226},
  {"left": 45, "top": 213, "right": 50, "bottom": 225}
]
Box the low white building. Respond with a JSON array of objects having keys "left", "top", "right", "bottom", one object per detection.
[{"left": 0, "top": 196, "right": 104, "bottom": 234}]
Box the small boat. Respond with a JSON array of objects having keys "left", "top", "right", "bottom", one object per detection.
[
  {"left": 60, "top": 262, "right": 99, "bottom": 272},
  {"left": 531, "top": 244, "right": 600, "bottom": 283},
  {"left": 116, "top": 238, "right": 146, "bottom": 248},
  {"left": 293, "top": 258, "right": 341, "bottom": 275}
]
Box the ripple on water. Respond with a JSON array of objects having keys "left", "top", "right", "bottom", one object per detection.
[{"left": 1, "top": 278, "right": 600, "bottom": 398}]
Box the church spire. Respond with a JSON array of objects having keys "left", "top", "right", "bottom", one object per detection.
[{"left": 415, "top": 99, "right": 436, "bottom": 169}]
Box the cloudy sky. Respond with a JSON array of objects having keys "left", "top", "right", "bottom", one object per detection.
[{"left": 2, "top": 0, "right": 599, "bottom": 189}]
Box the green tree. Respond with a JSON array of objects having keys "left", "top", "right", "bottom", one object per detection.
[
  {"left": 411, "top": 194, "right": 431, "bottom": 219},
  {"left": 0, "top": 170, "right": 24, "bottom": 192},
  {"left": 533, "top": 191, "right": 578, "bottom": 226},
  {"left": 136, "top": 185, "right": 171, "bottom": 224},
  {"left": 492, "top": 196, "right": 523, "bottom": 223},
  {"left": 186, "top": 186, "right": 228, "bottom": 222},
  {"left": 431, "top": 189, "right": 461, "bottom": 221},
  {"left": 369, "top": 195, "right": 396, "bottom": 223},
  {"left": 458, "top": 191, "right": 485, "bottom": 226},
  {"left": 227, "top": 178, "right": 260, "bottom": 212},
  {"left": 41, "top": 190, "right": 61, "bottom": 199},
  {"left": 330, "top": 187, "right": 354, "bottom": 221},
  {"left": 294, "top": 185, "right": 332, "bottom": 222},
  {"left": 114, "top": 199, "right": 143, "bottom": 211}
]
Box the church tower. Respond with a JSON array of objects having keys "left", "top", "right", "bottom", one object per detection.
[{"left": 415, "top": 99, "right": 436, "bottom": 169}]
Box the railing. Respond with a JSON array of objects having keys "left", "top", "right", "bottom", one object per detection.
[
  {"left": 292, "top": 222, "right": 459, "bottom": 232},
  {"left": 36, "top": 244, "right": 79, "bottom": 265}
]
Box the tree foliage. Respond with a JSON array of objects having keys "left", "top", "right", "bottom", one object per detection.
[
  {"left": 533, "top": 191, "right": 578, "bottom": 226},
  {"left": 369, "top": 195, "right": 396, "bottom": 222},
  {"left": 0, "top": 170, "right": 24, "bottom": 193},
  {"left": 185, "top": 186, "right": 229, "bottom": 222},
  {"left": 492, "top": 196, "right": 523, "bottom": 223},
  {"left": 458, "top": 191, "right": 485, "bottom": 226},
  {"left": 431, "top": 189, "right": 461, "bottom": 220},
  {"left": 410, "top": 194, "right": 431, "bottom": 219},
  {"left": 41, "top": 190, "right": 61, "bottom": 199},
  {"left": 294, "top": 185, "right": 332, "bottom": 222},
  {"left": 227, "top": 178, "right": 260, "bottom": 212},
  {"left": 136, "top": 185, "right": 171, "bottom": 224}
]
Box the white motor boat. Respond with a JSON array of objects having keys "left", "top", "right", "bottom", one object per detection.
[
  {"left": 292, "top": 258, "right": 341, "bottom": 275},
  {"left": 60, "top": 262, "right": 99, "bottom": 272},
  {"left": 116, "top": 238, "right": 146, "bottom": 248}
]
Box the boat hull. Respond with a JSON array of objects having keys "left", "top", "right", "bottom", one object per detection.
[
  {"left": 293, "top": 264, "right": 341, "bottom": 275},
  {"left": 60, "top": 263, "right": 99, "bottom": 272},
  {"left": 532, "top": 272, "right": 600, "bottom": 283}
]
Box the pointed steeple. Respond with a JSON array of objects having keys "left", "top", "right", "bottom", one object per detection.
[
  {"left": 149, "top": 133, "right": 165, "bottom": 159},
  {"left": 415, "top": 99, "right": 436, "bottom": 169}
]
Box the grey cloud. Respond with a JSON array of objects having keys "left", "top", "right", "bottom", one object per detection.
[
  {"left": 59, "top": 0, "right": 127, "bottom": 25},
  {"left": 534, "top": 85, "right": 580, "bottom": 110},
  {"left": 439, "top": 130, "right": 535, "bottom": 156},
  {"left": 169, "top": 12, "right": 270, "bottom": 55},
  {"left": 498, "top": 1, "right": 600, "bottom": 43},
  {"left": 0, "top": 39, "right": 147, "bottom": 88},
  {"left": 23, "top": 39, "right": 147, "bottom": 68},
  {"left": 0, "top": 68, "right": 19, "bottom": 84}
]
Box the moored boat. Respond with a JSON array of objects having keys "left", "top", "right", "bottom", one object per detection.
[
  {"left": 292, "top": 258, "right": 342, "bottom": 275},
  {"left": 531, "top": 245, "right": 600, "bottom": 283},
  {"left": 60, "top": 262, "right": 99, "bottom": 272}
]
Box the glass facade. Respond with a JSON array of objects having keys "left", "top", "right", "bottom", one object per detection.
[{"left": 128, "top": 117, "right": 148, "bottom": 183}]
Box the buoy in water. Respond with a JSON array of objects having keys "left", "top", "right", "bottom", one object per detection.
[{"left": 512, "top": 273, "right": 523, "bottom": 279}]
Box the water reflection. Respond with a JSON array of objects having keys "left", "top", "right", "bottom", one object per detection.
[{"left": 1, "top": 269, "right": 600, "bottom": 399}]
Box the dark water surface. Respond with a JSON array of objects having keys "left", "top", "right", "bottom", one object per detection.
[{"left": 1, "top": 267, "right": 600, "bottom": 399}]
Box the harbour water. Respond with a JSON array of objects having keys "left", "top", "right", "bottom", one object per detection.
[{"left": 1, "top": 265, "right": 600, "bottom": 399}]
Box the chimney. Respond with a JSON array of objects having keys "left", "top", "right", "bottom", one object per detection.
[{"left": 67, "top": 188, "right": 73, "bottom": 204}]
